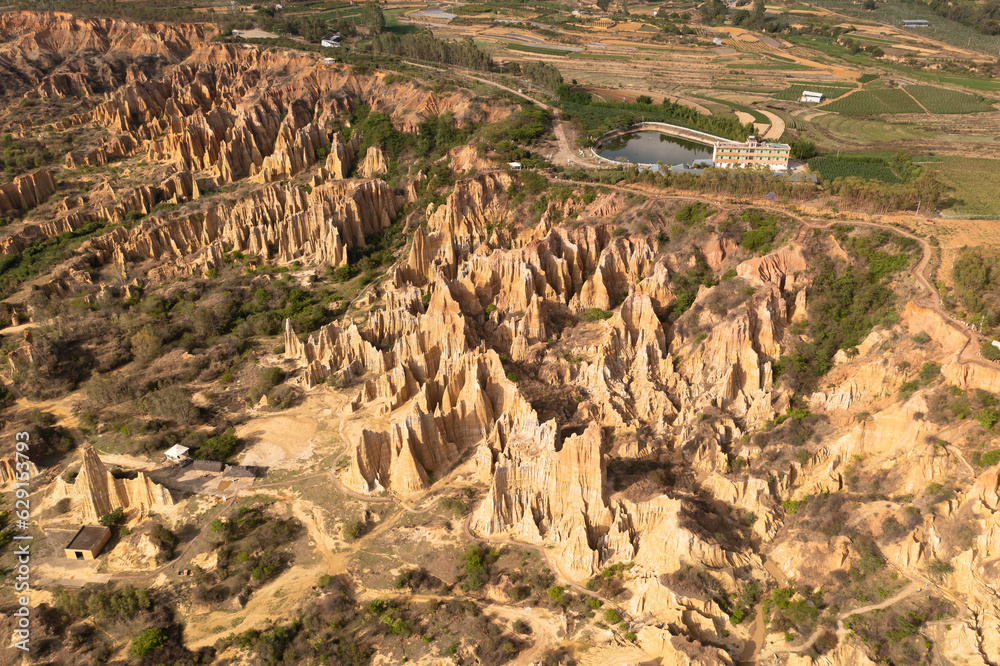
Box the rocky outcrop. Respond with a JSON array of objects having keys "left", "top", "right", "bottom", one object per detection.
[
  {"left": 0, "top": 169, "right": 200, "bottom": 255},
  {"left": 0, "top": 169, "right": 56, "bottom": 212},
  {"left": 251, "top": 120, "right": 329, "bottom": 184},
  {"left": 0, "top": 455, "right": 39, "bottom": 488},
  {"left": 320, "top": 133, "right": 361, "bottom": 180},
  {"left": 52, "top": 443, "right": 173, "bottom": 523},
  {"left": 51, "top": 177, "right": 398, "bottom": 286},
  {"left": 358, "top": 145, "right": 388, "bottom": 178}
]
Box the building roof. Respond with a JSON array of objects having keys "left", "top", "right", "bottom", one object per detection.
[
  {"left": 223, "top": 465, "right": 258, "bottom": 478},
  {"left": 66, "top": 525, "right": 111, "bottom": 552},
  {"left": 191, "top": 460, "right": 225, "bottom": 472},
  {"left": 714, "top": 140, "right": 790, "bottom": 149},
  {"left": 801, "top": 91, "right": 823, "bottom": 97},
  {"left": 164, "top": 444, "right": 190, "bottom": 459}
]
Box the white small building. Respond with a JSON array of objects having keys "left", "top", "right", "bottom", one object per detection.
[
  {"left": 508, "top": 162, "right": 523, "bottom": 171},
  {"left": 799, "top": 91, "right": 824, "bottom": 103},
  {"left": 324, "top": 57, "right": 337, "bottom": 64},
  {"left": 321, "top": 39, "right": 341, "bottom": 48},
  {"left": 712, "top": 37, "right": 723, "bottom": 46},
  {"left": 164, "top": 444, "right": 190, "bottom": 463}
]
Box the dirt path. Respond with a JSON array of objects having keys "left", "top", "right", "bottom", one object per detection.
[
  {"left": 901, "top": 87, "right": 931, "bottom": 114},
  {"left": 774, "top": 582, "right": 922, "bottom": 654},
  {"left": 758, "top": 109, "right": 785, "bottom": 140}
]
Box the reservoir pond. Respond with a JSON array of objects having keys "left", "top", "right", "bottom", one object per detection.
[{"left": 597, "top": 131, "right": 713, "bottom": 166}]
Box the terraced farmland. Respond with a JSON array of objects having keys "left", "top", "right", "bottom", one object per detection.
[
  {"left": 904, "top": 85, "right": 995, "bottom": 114},
  {"left": 773, "top": 84, "right": 855, "bottom": 101},
  {"left": 822, "top": 88, "right": 924, "bottom": 114}
]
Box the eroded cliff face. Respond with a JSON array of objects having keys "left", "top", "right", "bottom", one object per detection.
[
  {"left": 273, "top": 169, "right": 826, "bottom": 661},
  {"left": 5, "top": 13, "right": 998, "bottom": 664},
  {"left": 52, "top": 443, "right": 173, "bottom": 523},
  {"left": 0, "top": 20, "right": 507, "bottom": 295}
]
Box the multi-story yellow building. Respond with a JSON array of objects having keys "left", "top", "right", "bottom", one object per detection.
[{"left": 712, "top": 136, "right": 790, "bottom": 172}]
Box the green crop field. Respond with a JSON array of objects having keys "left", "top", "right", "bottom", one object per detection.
[
  {"left": 903, "top": 85, "right": 995, "bottom": 114},
  {"left": 568, "top": 52, "right": 629, "bottom": 60},
  {"left": 807, "top": 156, "right": 903, "bottom": 183},
  {"left": 851, "top": 34, "right": 897, "bottom": 46},
  {"left": 728, "top": 62, "right": 811, "bottom": 70},
  {"left": 773, "top": 84, "right": 855, "bottom": 101},
  {"left": 857, "top": 74, "right": 878, "bottom": 84},
  {"left": 505, "top": 43, "right": 572, "bottom": 56},
  {"left": 802, "top": 112, "right": 938, "bottom": 149},
  {"left": 822, "top": 88, "right": 923, "bottom": 114},
  {"left": 923, "top": 156, "right": 1000, "bottom": 217}
]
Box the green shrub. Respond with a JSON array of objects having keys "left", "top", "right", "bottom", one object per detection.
[
  {"left": 603, "top": 609, "right": 622, "bottom": 623},
  {"left": 580, "top": 308, "right": 613, "bottom": 322},
  {"left": 193, "top": 427, "right": 241, "bottom": 461},
  {"left": 911, "top": 331, "right": 931, "bottom": 344},
  {"left": 329, "top": 264, "right": 357, "bottom": 282},
  {"left": 462, "top": 546, "right": 490, "bottom": 592},
  {"left": 980, "top": 449, "right": 1000, "bottom": 467},
  {"left": 99, "top": 507, "right": 125, "bottom": 527},
  {"left": 928, "top": 559, "right": 954, "bottom": 575},
  {"left": 343, "top": 520, "right": 364, "bottom": 540},
  {"left": 976, "top": 408, "right": 1000, "bottom": 430},
  {"left": 919, "top": 362, "right": 941, "bottom": 384},
  {"left": 983, "top": 341, "right": 1000, "bottom": 361}
]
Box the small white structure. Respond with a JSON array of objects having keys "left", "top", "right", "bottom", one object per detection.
[
  {"left": 799, "top": 91, "right": 824, "bottom": 103},
  {"left": 992, "top": 340, "right": 1000, "bottom": 352},
  {"left": 324, "top": 57, "right": 337, "bottom": 64},
  {"left": 231, "top": 29, "right": 241, "bottom": 36},
  {"left": 321, "top": 39, "right": 341, "bottom": 48},
  {"left": 508, "top": 162, "right": 523, "bottom": 171},
  {"left": 712, "top": 37, "right": 723, "bottom": 46},
  {"left": 164, "top": 444, "right": 190, "bottom": 463}
]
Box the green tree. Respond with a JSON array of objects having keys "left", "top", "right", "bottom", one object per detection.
[
  {"left": 130, "top": 325, "right": 161, "bottom": 365},
  {"left": 790, "top": 138, "right": 817, "bottom": 160},
  {"left": 99, "top": 507, "right": 125, "bottom": 527},
  {"left": 130, "top": 627, "right": 166, "bottom": 657},
  {"left": 362, "top": 1, "right": 386, "bottom": 34}
]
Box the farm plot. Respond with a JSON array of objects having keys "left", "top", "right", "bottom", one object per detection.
[
  {"left": 903, "top": 85, "right": 995, "bottom": 114},
  {"left": 808, "top": 156, "right": 905, "bottom": 184},
  {"left": 505, "top": 43, "right": 573, "bottom": 56},
  {"left": 773, "top": 84, "right": 855, "bottom": 101},
  {"left": 924, "top": 156, "right": 1000, "bottom": 218},
  {"left": 695, "top": 95, "right": 769, "bottom": 123},
  {"left": 822, "top": 88, "right": 924, "bottom": 114}
]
